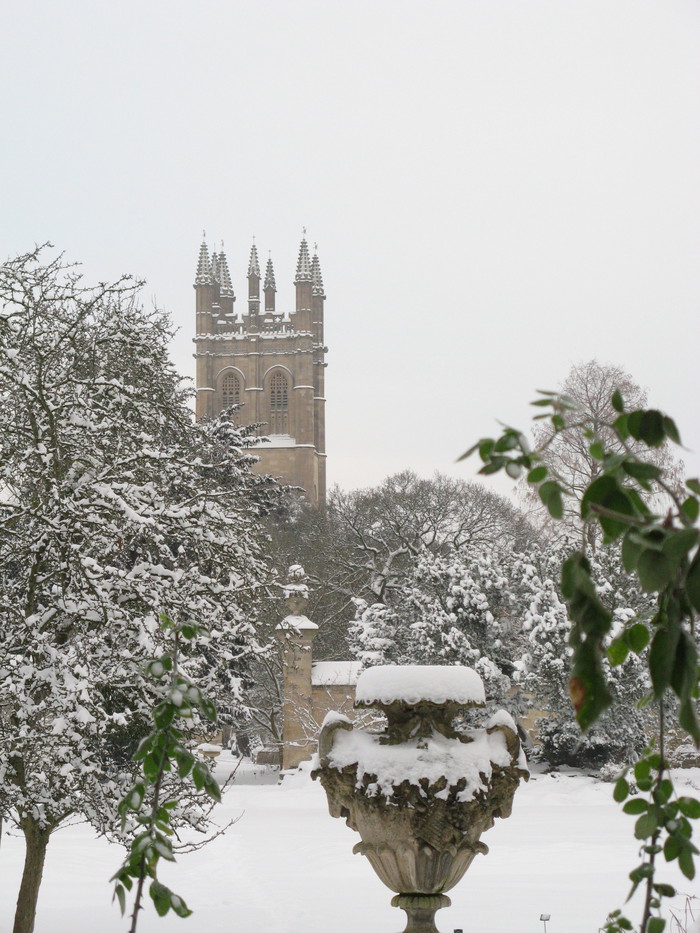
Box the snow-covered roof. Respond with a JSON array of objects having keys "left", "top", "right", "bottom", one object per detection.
[
  {"left": 276, "top": 614, "right": 318, "bottom": 632},
  {"left": 311, "top": 661, "right": 362, "bottom": 686},
  {"left": 355, "top": 665, "right": 485, "bottom": 707},
  {"left": 321, "top": 719, "right": 524, "bottom": 800}
]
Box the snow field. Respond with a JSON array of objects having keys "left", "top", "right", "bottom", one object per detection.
[{"left": 0, "top": 757, "right": 697, "bottom": 933}]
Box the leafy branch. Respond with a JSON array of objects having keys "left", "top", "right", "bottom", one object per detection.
[
  {"left": 111, "top": 614, "right": 221, "bottom": 931},
  {"left": 461, "top": 389, "right": 700, "bottom": 933}
]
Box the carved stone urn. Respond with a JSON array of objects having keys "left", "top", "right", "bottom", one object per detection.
[{"left": 312, "top": 665, "right": 528, "bottom": 933}]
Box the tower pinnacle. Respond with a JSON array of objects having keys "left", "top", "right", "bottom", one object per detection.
[
  {"left": 195, "top": 240, "right": 212, "bottom": 286},
  {"left": 264, "top": 254, "right": 277, "bottom": 313},
  {"left": 218, "top": 251, "right": 234, "bottom": 298},
  {"left": 311, "top": 249, "right": 324, "bottom": 297},
  {"left": 295, "top": 236, "right": 312, "bottom": 282},
  {"left": 264, "top": 256, "right": 277, "bottom": 292},
  {"left": 248, "top": 243, "right": 261, "bottom": 278}
]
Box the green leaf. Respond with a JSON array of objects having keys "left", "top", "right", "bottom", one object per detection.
[
  {"left": 608, "top": 638, "right": 629, "bottom": 667},
  {"left": 679, "top": 698, "right": 700, "bottom": 746},
  {"left": 201, "top": 766, "right": 222, "bottom": 802},
  {"left": 686, "top": 478, "right": 700, "bottom": 496},
  {"left": 664, "top": 835, "right": 681, "bottom": 861},
  {"left": 457, "top": 441, "right": 480, "bottom": 463},
  {"left": 174, "top": 746, "right": 194, "bottom": 778},
  {"left": 686, "top": 552, "right": 700, "bottom": 613},
  {"left": 649, "top": 626, "right": 681, "bottom": 697},
  {"left": 663, "top": 416, "right": 681, "bottom": 445},
  {"left": 133, "top": 736, "right": 153, "bottom": 761},
  {"left": 614, "top": 413, "right": 630, "bottom": 441},
  {"left": 479, "top": 459, "right": 505, "bottom": 475},
  {"left": 478, "top": 438, "right": 495, "bottom": 461},
  {"left": 626, "top": 488, "right": 652, "bottom": 517},
  {"left": 647, "top": 918, "right": 666, "bottom": 933},
  {"left": 153, "top": 701, "right": 177, "bottom": 730},
  {"left": 153, "top": 837, "right": 176, "bottom": 861},
  {"left": 679, "top": 847, "right": 696, "bottom": 880},
  {"left": 192, "top": 762, "right": 206, "bottom": 791},
  {"left": 527, "top": 465, "right": 547, "bottom": 483},
  {"left": 626, "top": 623, "right": 650, "bottom": 654},
  {"left": 635, "top": 811, "right": 658, "bottom": 839},
  {"left": 114, "top": 884, "right": 127, "bottom": 916},
  {"left": 150, "top": 881, "right": 172, "bottom": 917},
  {"left": 623, "top": 798, "right": 649, "bottom": 815},
  {"left": 681, "top": 496, "right": 700, "bottom": 523},
  {"left": 590, "top": 441, "right": 605, "bottom": 461},
  {"left": 670, "top": 631, "right": 698, "bottom": 701},
  {"left": 654, "top": 779, "right": 673, "bottom": 805},
  {"left": 614, "top": 778, "right": 630, "bottom": 802},
  {"left": 143, "top": 752, "right": 161, "bottom": 783},
  {"left": 127, "top": 783, "right": 145, "bottom": 811},
  {"left": 612, "top": 388, "right": 624, "bottom": 413},
  {"left": 569, "top": 638, "right": 613, "bottom": 730},
  {"left": 580, "top": 475, "right": 636, "bottom": 540},
  {"left": 494, "top": 432, "right": 519, "bottom": 453},
  {"left": 621, "top": 533, "right": 643, "bottom": 572},
  {"left": 200, "top": 696, "right": 218, "bottom": 722},
  {"left": 622, "top": 461, "right": 661, "bottom": 485},
  {"left": 637, "top": 550, "right": 675, "bottom": 593},
  {"left": 634, "top": 758, "right": 652, "bottom": 782},
  {"left": 662, "top": 528, "right": 699, "bottom": 562},
  {"left": 539, "top": 480, "right": 564, "bottom": 519},
  {"left": 653, "top": 883, "right": 676, "bottom": 898},
  {"left": 629, "top": 409, "right": 666, "bottom": 447},
  {"left": 677, "top": 797, "right": 700, "bottom": 819},
  {"left": 169, "top": 893, "right": 193, "bottom": 918}
]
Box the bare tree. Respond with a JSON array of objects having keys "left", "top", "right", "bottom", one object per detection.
[{"left": 529, "top": 360, "right": 682, "bottom": 545}]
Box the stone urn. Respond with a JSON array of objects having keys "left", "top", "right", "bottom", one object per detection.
[{"left": 312, "top": 665, "right": 528, "bottom": 933}]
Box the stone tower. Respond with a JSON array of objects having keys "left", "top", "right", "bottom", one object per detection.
[{"left": 194, "top": 235, "right": 328, "bottom": 507}]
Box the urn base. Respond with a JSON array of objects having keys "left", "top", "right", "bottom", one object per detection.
[{"left": 391, "top": 893, "right": 451, "bottom": 933}]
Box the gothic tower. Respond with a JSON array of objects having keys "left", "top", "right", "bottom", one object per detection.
[{"left": 193, "top": 234, "right": 328, "bottom": 507}]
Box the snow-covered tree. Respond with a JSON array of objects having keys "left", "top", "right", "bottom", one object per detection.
[
  {"left": 0, "top": 248, "right": 272, "bottom": 933},
  {"left": 330, "top": 470, "right": 535, "bottom": 605},
  {"left": 519, "top": 542, "right": 653, "bottom": 767},
  {"left": 350, "top": 545, "right": 528, "bottom": 716}
]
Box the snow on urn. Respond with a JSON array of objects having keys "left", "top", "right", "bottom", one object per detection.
[{"left": 312, "top": 665, "right": 528, "bottom": 933}]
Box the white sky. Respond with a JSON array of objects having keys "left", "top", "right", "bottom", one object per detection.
[{"left": 2, "top": 0, "right": 699, "bottom": 493}]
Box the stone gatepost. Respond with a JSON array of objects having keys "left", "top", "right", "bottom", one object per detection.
[{"left": 275, "top": 572, "right": 319, "bottom": 770}]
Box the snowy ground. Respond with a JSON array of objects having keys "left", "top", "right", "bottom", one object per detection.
[{"left": 1, "top": 755, "right": 698, "bottom": 933}]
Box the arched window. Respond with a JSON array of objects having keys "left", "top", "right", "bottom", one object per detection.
[
  {"left": 221, "top": 372, "right": 241, "bottom": 410},
  {"left": 269, "top": 371, "right": 289, "bottom": 434}
]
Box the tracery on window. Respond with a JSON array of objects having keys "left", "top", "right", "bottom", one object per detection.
[
  {"left": 221, "top": 372, "right": 241, "bottom": 410},
  {"left": 269, "top": 371, "right": 289, "bottom": 433}
]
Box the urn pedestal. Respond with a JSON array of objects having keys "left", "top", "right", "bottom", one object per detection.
[{"left": 312, "top": 665, "right": 528, "bottom": 933}]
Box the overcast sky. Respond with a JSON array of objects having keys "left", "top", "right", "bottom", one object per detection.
[{"left": 2, "top": 0, "right": 699, "bottom": 495}]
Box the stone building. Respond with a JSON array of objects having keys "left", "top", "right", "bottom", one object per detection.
[
  {"left": 275, "top": 589, "right": 360, "bottom": 770},
  {"left": 193, "top": 235, "right": 328, "bottom": 507}
]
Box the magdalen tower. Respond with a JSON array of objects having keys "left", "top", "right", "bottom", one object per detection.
[{"left": 193, "top": 234, "right": 328, "bottom": 507}]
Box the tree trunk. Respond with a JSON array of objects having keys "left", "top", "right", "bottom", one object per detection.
[{"left": 13, "top": 816, "right": 51, "bottom": 933}]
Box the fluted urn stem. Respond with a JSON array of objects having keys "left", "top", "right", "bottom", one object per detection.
[{"left": 392, "top": 894, "right": 451, "bottom": 933}]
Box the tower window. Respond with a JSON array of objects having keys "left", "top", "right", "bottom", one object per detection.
[
  {"left": 221, "top": 372, "right": 241, "bottom": 411},
  {"left": 269, "top": 371, "right": 289, "bottom": 434}
]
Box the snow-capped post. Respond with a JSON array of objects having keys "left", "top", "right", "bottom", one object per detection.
[
  {"left": 275, "top": 566, "right": 319, "bottom": 769},
  {"left": 312, "top": 665, "right": 529, "bottom": 933}
]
